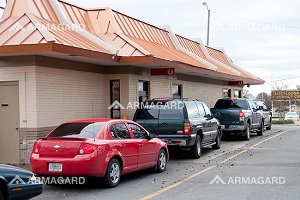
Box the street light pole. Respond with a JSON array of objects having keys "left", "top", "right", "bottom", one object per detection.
[{"left": 202, "top": 2, "right": 210, "bottom": 46}]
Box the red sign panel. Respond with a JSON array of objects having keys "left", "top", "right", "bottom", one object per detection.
[
  {"left": 151, "top": 68, "right": 175, "bottom": 76},
  {"left": 228, "top": 81, "right": 243, "bottom": 86}
]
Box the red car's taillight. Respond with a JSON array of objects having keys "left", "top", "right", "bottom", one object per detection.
[
  {"left": 78, "top": 143, "right": 96, "bottom": 155},
  {"left": 184, "top": 123, "right": 191, "bottom": 135},
  {"left": 32, "top": 142, "right": 39, "bottom": 154}
]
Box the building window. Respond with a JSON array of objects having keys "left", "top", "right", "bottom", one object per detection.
[
  {"left": 223, "top": 89, "right": 232, "bottom": 97},
  {"left": 172, "top": 84, "right": 182, "bottom": 98},
  {"left": 223, "top": 89, "right": 229, "bottom": 97},
  {"left": 234, "top": 89, "right": 242, "bottom": 98},
  {"left": 110, "top": 80, "right": 120, "bottom": 119},
  {"left": 138, "top": 80, "right": 149, "bottom": 103}
]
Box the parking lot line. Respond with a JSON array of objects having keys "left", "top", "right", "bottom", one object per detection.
[
  {"left": 139, "top": 165, "right": 216, "bottom": 200},
  {"left": 139, "top": 129, "right": 291, "bottom": 200},
  {"left": 250, "top": 130, "right": 290, "bottom": 149}
]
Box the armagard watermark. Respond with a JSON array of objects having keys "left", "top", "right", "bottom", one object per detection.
[
  {"left": 107, "top": 100, "right": 185, "bottom": 110},
  {"left": 9, "top": 22, "right": 86, "bottom": 32},
  {"left": 209, "top": 175, "right": 286, "bottom": 185},
  {"left": 212, "top": 22, "right": 286, "bottom": 32},
  {"left": 30, "top": 175, "right": 86, "bottom": 185}
]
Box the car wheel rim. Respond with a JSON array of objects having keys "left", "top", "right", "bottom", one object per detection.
[
  {"left": 159, "top": 151, "right": 166, "bottom": 170},
  {"left": 110, "top": 163, "right": 120, "bottom": 184}
]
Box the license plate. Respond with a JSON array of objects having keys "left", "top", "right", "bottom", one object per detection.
[
  {"left": 221, "top": 125, "right": 225, "bottom": 129},
  {"left": 49, "top": 163, "right": 62, "bottom": 172}
]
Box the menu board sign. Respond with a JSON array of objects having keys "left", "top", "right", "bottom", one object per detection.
[{"left": 271, "top": 90, "right": 300, "bottom": 100}]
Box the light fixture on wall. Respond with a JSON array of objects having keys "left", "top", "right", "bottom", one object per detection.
[{"left": 112, "top": 50, "right": 119, "bottom": 60}]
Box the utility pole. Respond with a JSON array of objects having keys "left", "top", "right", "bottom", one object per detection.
[{"left": 202, "top": 2, "right": 211, "bottom": 46}]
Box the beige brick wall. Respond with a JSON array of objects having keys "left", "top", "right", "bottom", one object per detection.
[
  {"left": 123, "top": 74, "right": 227, "bottom": 119},
  {"left": 35, "top": 66, "right": 108, "bottom": 127}
]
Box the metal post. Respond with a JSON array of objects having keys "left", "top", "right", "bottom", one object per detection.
[
  {"left": 203, "top": 2, "right": 210, "bottom": 46},
  {"left": 207, "top": 9, "right": 210, "bottom": 46}
]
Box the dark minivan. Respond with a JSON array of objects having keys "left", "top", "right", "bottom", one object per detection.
[{"left": 133, "top": 98, "right": 222, "bottom": 159}]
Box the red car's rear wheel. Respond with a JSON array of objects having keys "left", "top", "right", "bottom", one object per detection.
[{"left": 103, "top": 158, "right": 121, "bottom": 188}]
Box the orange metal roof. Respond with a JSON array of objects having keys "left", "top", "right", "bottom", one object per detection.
[
  {"left": 176, "top": 35, "right": 240, "bottom": 76},
  {"left": 0, "top": 13, "right": 110, "bottom": 54},
  {"left": 206, "top": 46, "right": 232, "bottom": 66},
  {"left": 206, "top": 46, "right": 256, "bottom": 80},
  {"left": 0, "top": 0, "right": 264, "bottom": 84},
  {"left": 58, "top": 6, "right": 212, "bottom": 70}
]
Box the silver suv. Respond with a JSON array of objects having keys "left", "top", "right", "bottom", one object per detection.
[{"left": 254, "top": 101, "right": 272, "bottom": 130}]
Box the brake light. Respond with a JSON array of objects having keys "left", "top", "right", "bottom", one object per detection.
[
  {"left": 32, "top": 142, "right": 39, "bottom": 154},
  {"left": 78, "top": 143, "right": 96, "bottom": 155},
  {"left": 239, "top": 111, "right": 245, "bottom": 121},
  {"left": 184, "top": 123, "right": 191, "bottom": 135}
]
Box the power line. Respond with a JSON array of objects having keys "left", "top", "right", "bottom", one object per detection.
[
  {"left": 266, "top": 75, "right": 300, "bottom": 83},
  {"left": 212, "top": 11, "right": 300, "bottom": 30}
]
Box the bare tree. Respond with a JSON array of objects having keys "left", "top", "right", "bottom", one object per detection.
[
  {"left": 256, "top": 92, "right": 272, "bottom": 108},
  {"left": 243, "top": 89, "right": 254, "bottom": 99},
  {"left": 269, "top": 81, "right": 289, "bottom": 120}
]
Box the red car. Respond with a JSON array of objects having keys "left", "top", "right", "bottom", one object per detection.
[{"left": 30, "top": 119, "right": 168, "bottom": 187}]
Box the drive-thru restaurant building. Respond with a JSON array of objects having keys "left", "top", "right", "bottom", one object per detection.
[{"left": 0, "top": 0, "right": 264, "bottom": 164}]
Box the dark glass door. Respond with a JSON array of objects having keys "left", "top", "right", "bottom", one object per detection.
[{"left": 110, "top": 80, "right": 120, "bottom": 118}]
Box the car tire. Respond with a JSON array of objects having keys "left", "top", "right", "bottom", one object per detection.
[
  {"left": 212, "top": 129, "right": 221, "bottom": 149},
  {"left": 243, "top": 123, "right": 250, "bottom": 140},
  {"left": 190, "top": 134, "right": 202, "bottom": 159},
  {"left": 0, "top": 189, "right": 4, "bottom": 200},
  {"left": 257, "top": 121, "right": 264, "bottom": 136},
  {"left": 266, "top": 120, "right": 272, "bottom": 130},
  {"left": 156, "top": 149, "right": 167, "bottom": 173},
  {"left": 103, "top": 158, "right": 121, "bottom": 188}
]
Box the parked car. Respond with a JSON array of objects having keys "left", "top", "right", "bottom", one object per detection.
[
  {"left": 30, "top": 119, "right": 168, "bottom": 188},
  {"left": 253, "top": 100, "right": 272, "bottom": 130},
  {"left": 0, "top": 164, "right": 43, "bottom": 200},
  {"left": 284, "top": 112, "right": 299, "bottom": 121},
  {"left": 211, "top": 98, "right": 264, "bottom": 140},
  {"left": 133, "top": 98, "right": 222, "bottom": 159}
]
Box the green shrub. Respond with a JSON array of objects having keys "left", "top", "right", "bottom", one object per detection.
[{"left": 272, "top": 120, "right": 295, "bottom": 124}]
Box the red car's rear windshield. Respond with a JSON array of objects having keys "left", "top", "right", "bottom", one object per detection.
[{"left": 48, "top": 122, "right": 105, "bottom": 138}]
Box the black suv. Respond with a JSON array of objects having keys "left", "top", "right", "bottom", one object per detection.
[{"left": 133, "top": 98, "right": 222, "bottom": 159}]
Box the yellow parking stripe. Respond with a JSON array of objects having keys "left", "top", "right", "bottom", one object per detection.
[{"left": 140, "top": 129, "right": 291, "bottom": 200}]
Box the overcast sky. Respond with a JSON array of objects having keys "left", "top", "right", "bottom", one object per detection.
[{"left": 1, "top": 0, "right": 300, "bottom": 96}]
